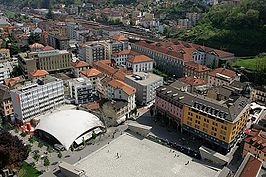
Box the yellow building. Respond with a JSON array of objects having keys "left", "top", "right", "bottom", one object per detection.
[{"left": 182, "top": 95, "right": 250, "bottom": 153}]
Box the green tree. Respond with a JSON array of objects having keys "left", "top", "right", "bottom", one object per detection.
[
  {"left": 57, "top": 151, "right": 62, "bottom": 158},
  {"left": 43, "top": 157, "right": 50, "bottom": 167},
  {"left": 46, "top": 8, "right": 54, "bottom": 19},
  {"left": 33, "top": 152, "right": 40, "bottom": 162},
  {"left": 38, "top": 142, "right": 44, "bottom": 148},
  {"left": 47, "top": 146, "right": 53, "bottom": 153}
]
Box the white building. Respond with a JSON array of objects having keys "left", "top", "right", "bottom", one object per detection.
[
  {"left": 0, "top": 63, "right": 11, "bottom": 84},
  {"left": 208, "top": 68, "right": 240, "bottom": 86},
  {"left": 125, "top": 72, "right": 163, "bottom": 105},
  {"left": 69, "top": 78, "right": 93, "bottom": 105},
  {"left": 71, "top": 59, "right": 90, "bottom": 77},
  {"left": 126, "top": 55, "right": 153, "bottom": 73},
  {"left": 10, "top": 75, "right": 64, "bottom": 121},
  {"left": 107, "top": 79, "right": 136, "bottom": 112}
]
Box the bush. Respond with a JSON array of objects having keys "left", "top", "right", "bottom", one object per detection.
[
  {"left": 43, "top": 157, "right": 50, "bottom": 167},
  {"left": 38, "top": 142, "right": 44, "bottom": 148},
  {"left": 47, "top": 146, "right": 52, "bottom": 153},
  {"left": 33, "top": 153, "right": 40, "bottom": 162},
  {"left": 20, "top": 132, "right": 27, "bottom": 137},
  {"left": 28, "top": 136, "right": 36, "bottom": 144},
  {"left": 57, "top": 151, "right": 62, "bottom": 158}
]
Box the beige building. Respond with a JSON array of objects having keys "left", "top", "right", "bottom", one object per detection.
[
  {"left": 18, "top": 49, "right": 72, "bottom": 75},
  {"left": 0, "top": 48, "right": 11, "bottom": 60},
  {"left": 184, "top": 61, "right": 210, "bottom": 81},
  {"left": 0, "top": 85, "right": 13, "bottom": 118}
]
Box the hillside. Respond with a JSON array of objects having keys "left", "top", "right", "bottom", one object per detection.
[{"left": 173, "top": 0, "right": 266, "bottom": 56}]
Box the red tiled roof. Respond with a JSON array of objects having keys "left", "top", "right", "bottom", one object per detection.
[
  {"left": 42, "top": 46, "right": 54, "bottom": 51},
  {"left": 29, "top": 70, "right": 49, "bottom": 77},
  {"left": 245, "top": 129, "right": 266, "bottom": 153},
  {"left": 80, "top": 68, "right": 102, "bottom": 77},
  {"left": 239, "top": 155, "right": 262, "bottom": 177},
  {"left": 0, "top": 48, "right": 9, "bottom": 52},
  {"left": 179, "top": 76, "right": 206, "bottom": 86},
  {"left": 208, "top": 68, "right": 237, "bottom": 78},
  {"left": 4, "top": 77, "right": 22, "bottom": 87},
  {"left": 185, "top": 61, "right": 210, "bottom": 72},
  {"left": 29, "top": 43, "right": 44, "bottom": 49},
  {"left": 134, "top": 40, "right": 235, "bottom": 61},
  {"left": 109, "top": 34, "right": 128, "bottom": 41},
  {"left": 71, "top": 60, "right": 89, "bottom": 68},
  {"left": 127, "top": 55, "right": 153, "bottom": 63},
  {"left": 108, "top": 79, "right": 135, "bottom": 96}
]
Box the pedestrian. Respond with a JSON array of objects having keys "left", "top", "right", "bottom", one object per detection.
[{"left": 174, "top": 154, "right": 176, "bottom": 158}]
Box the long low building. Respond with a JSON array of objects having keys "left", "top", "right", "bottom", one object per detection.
[{"left": 35, "top": 110, "right": 104, "bottom": 150}]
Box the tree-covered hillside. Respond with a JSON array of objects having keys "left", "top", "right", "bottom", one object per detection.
[{"left": 174, "top": 0, "right": 266, "bottom": 56}]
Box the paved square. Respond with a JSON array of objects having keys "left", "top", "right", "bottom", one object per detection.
[{"left": 75, "top": 134, "right": 220, "bottom": 177}]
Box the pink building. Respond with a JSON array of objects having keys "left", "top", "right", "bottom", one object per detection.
[
  {"left": 155, "top": 86, "right": 186, "bottom": 129},
  {"left": 208, "top": 68, "right": 240, "bottom": 86}
]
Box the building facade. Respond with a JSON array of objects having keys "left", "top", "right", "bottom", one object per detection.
[
  {"left": 243, "top": 129, "right": 266, "bottom": 161},
  {"left": 125, "top": 72, "right": 163, "bottom": 105},
  {"left": 184, "top": 61, "right": 210, "bottom": 81},
  {"left": 18, "top": 49, "right": 72, "bottom": 75},
  {"left": 126, "top": 55, "right": 153, "bottom": 73},
  {"left": 0, "top": 63, "right": 11, "bottom": 84},
  {"left": 71, "top": 59, "right": 90, "bottom": 77},
  {"left": 10, "top": 76, "right": 64, "bottom": 121},
  {"left": 208, "top": 68, "right": 240, "bottom": 86},
  {"left": 107, "top": 79, "right": 136, "bottom": 112},
  {"left": 0, "top": 85, "right": 13, "bottom": 119},
  {"left": 78, "top": 43, "right": 106, "bottom": 65},
  {"left": 69, "top": 78, "right": 93, "bottom": 105}
]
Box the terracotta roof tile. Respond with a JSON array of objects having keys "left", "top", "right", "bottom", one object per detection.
[
  {"left": 185, "top": 61, "right": 210, "bottom": 72},
  {"left": 29, "top": 43, "right": 44, "bottom": 49},
  {"left": 71, "top": 60, "right": 89, "bottom": 68},
  {"left": 42, "top": 46, "right": 54, "bottom": 51},
  {"left": 245, "top": 129, "right": 266, "bottom": 153},
  {"left": 4, "top": 77, "right": 22, "bottom": 87},
  {"left": 112, "top": 50, "right": 140, "bottom": 56},
  {"left": 108, "top": 79, "right": 135, "bottom": 96},
  {"left": 208, "top": 68, "right": 237, "bottom": 78},
  {"left": 29, "top": 70, "right": 49, "bottom": 77},
  {"left": 239, "top": 155, "right": 262, "bottom": 177},
  {"left": 109, "top": 34, "right": 128, "bottom": 41},
  {"left": 179, "top": 76, "right": 206, "bottom": 86},
  {"left": 80, "top": 68, "right": 102, "bottom": 77},
  {"left": 127, "top": 55, "right": 153, "bottom": 63}
]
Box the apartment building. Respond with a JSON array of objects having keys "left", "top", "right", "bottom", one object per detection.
[
  {"left": 155, "top": 86, "right": 187, "bottom": 130},
  {"left": 184, "top": 61, "right": 210, "bottom": 81},
  {"left": 68, "top": 78, "right": 93, "bottom": 105},
  {"left": 0, "top": 85, "right": 13, "bottom": 119},
  {"left": 107, "top": 79, "right": 136, "bottom": 112},
  {"left": 252, "top": 86, "right": 266, "bottom": 105},
  {"left": 10, "top": 75, "right": 64, "bottom": 121},
  {"left": 78, "top": 42, "right": 106, "bottom": 65},
  {"left": 48, "top": 33, "right": 69, "bottom": 50},
  {"left": 243, "top": 129, "right": 266, "bottom": 161},
  {"left": 80, "top": 68, "right": 102, "bottom": 91},
  {"left": 18, "top": 49, "right": 72, "bottom": 75},
  {"left": 112, "top": 50, "right": 140, "bottom": 66},
  {"left": 71, "top": 59, "right": 90, "bottom": 77},
  {"left": 208, "top": 68, "right": 240, "bottom": 86},
  {"left": 156, "top": 84, "right": 250, "bottom": 153},
  {"left": 125, "top": 72, "right": 163, "bottom": 105},
  {"left": 0, "top": 63, "right": 11, "bottom": 84},
  {"left": 131, "top": 40, "right": 235, "bottom": 77},
  {"left": 126, "top": 55, "right": 153, "bottom": 73},
  {"left": 0, "top": 48, "right": 10, "bottom": 60},
  {"left": 182, "top": 93, "right": 250, "bottom": 153}
]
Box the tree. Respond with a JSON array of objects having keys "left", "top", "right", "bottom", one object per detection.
[
  {"left": 46, "top": 8, "right": 54, "bottom": 20},
  {"left": 33, "top": 152, "right": 40, "bottom": 162},
  {"left": 0, "top": 130, "right": 29, "bottom": 170},
  {"left": 47, "top": 146, "right": 52, "bottom": 153},
  {"left": 38, "top": 142, "right": 44, "bottom": 148},
  {"left": 92, "top": 131, "right": 97, "bottom": 140},
  {"left": 43, "top": 157, "right": 50, "bottom": 167},
  {"left": 28, "top": 33, "right": 41, "bottom": 45},
  {"left": 57, "top": 151, "right": 62, "bottom": 158}
]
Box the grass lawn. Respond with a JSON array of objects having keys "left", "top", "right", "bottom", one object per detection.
[
  {"left": 232, "top": 56, "right": 266, "bottom": 70},
  {"left": 153, "top": 68, "right": 169, "bottom": 78},
  {"left": 19, "top": 162, "right": 42, "bottom": 177}
]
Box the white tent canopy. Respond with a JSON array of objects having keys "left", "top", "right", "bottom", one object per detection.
[{"left": 35, "top": 110, "right": 104, "bottom": 150}]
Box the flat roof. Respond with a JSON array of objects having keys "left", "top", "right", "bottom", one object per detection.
[
  {"left": 125, "top": 72, "right": 163, "bottom": 86},
  {"left": 75, "top": 134, "right": 219, "bottom": 177}
]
